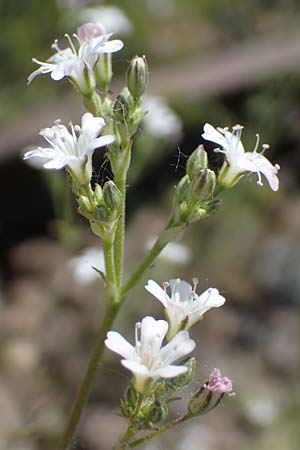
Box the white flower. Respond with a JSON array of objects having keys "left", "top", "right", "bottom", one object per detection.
[
  {"left": 68, "top": 247, "right": 105, "bottom": 285},
  {"left": 28, "top": 22, "right": 123, "bottom": 93},
  {"left": 23, "top": 112, "right": 114, "bottom": 182},
  {"left": 202, "top": 123, "right": 280, "bottom": 191},
  {"left": 145, "top": 278, "right": 225, "bottom": 339},
  {"left": 80, "top": 6, "right": 133, "bottom": 35},
  {"left": 105, "top": 316, "right": 195, "bottom": 394},
  {"left": 142, "top": 95, "right": 182, "bottom": 140}
]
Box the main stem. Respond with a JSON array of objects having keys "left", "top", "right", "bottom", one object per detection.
[
  {"left": 56, "top": 303, "right": 120, "bottom": 450},
  {"left": 114, "top": 172, "right": 127, "bottom": 290}
]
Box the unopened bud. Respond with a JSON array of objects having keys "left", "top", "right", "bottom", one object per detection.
[
  {"left": 127, "top": 55, "right": 148, "bottom": 99},
  {"left": 176, "top": 175, "right": 191, "bottom": 203},
  {"left": 150, "top": 401, "right": 168, "bottom": 423},
  {"left": 103, "top": 181, "right": 122, "bottom": 210},
  {"left": 192, "top": 168, "right": 216, "bottom": 200},
  {"left": 78, "top": 195, "right": 93, "bottom": 214},
  {"left": 95, "top": 53, "right": 112, "bottom": 91},
  {"left": 188, "top": 387, "right": 213, "bottom": 416},
  {"left": 187, "top": 206, "right": 208, "bottom": 223},
  {"left": 186, "top": 145, "right": 208, "bottom": 179},
  {"left": 93, "top": 183, "right": 103, "bottom": 204},
  {"left": 95, "top": 204, "right": 111, "bottom": 223},
  {"left": 113, "top": 93, "right": 130, "bottom": 123}
]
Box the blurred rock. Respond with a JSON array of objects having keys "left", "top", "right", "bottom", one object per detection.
[
  {"left": 2, "top": 339, "right": 40, "bottom": 373},
  {"left": 9, "top": 238, "right": 65, "bottom": 276},
  {"left": 3, "top": 278, "right": 50, "bottom": 336}
]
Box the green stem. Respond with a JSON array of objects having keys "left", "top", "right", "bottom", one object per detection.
[
  {"left": 121, "top": 237, "right": 168, "bottom": 298},
  {"left": 128, "top": 414, "right": 192, "bottom": 448},
  {"left": 114, "top": 172, "right": 127, "bottom": 290},
  {"left": 113, "top": 425, "right": 137, "bottom": 450},
  {"left": 56, "top": 303, "right": 120, "bottom": 450},
  {"left": 103, "top": 237, "right": 118, "bottom": 298},
  {"left": 121, "top": 220, "right": 185, "bottom": 298}
]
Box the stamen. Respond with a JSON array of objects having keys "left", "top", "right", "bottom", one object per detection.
[
  {"left": 72, "top": 33, "right": 81, "bottom": 44},
  {"left": 253, "top": 134, "right": 260, "bottom": 153},
  {"left": 64, "top": 34, "right": 77, "bottom": 55},
  {"left": 163, "top": 281, "right": 169, "bottom": 291},
  {"left": 214, "top": 147, "right": 226, "bottom": 154},
  {"left": 192, "top": 277, "right": 199, "bottom": 292},
  {"left": 256, "top": 171, "right": 263, "bottom": 186},
  {"left": 51, "top": 39, "right": 61, "bottom": 52},
  {"left": 260, "top": 144, "right": 269, "bottom": 154}
]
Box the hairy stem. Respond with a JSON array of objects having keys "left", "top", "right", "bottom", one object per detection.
[{"left": 114, "top": 172, "right": 127, "bottom": 290}]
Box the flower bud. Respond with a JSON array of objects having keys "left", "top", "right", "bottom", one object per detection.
[
  {"left": 150, "top": 401, "right": 168, "bottom": 423},
  {"left": 113, "top": 93, "right": 130, "bottom": 124},
  {"left": 186, "top": 145, "right": 208, "bottom": 179},
  {"left": 103, "top": 181, "right": 122, "bottom": 210},
  {"left": 93, "top": 183, "right": 103, "bottom": 205},
  {"left": 95, "top": 53, "right": 112, "bottom": 91},
  {"left": 95, "top": 204, "right": 111, "bottom": 223},
  {"left": 188, "top": 368, "right": 233, "bottom": 416},
  {"left": 78, "top": 195, "right": 93, "bottom": 214},
  {"left": 126, "top": 55, "right": 148, "bottom": 99},
  {"left": 176, "top": 175, "right": 191, "bottom": 203},
  {"left": 191, "top": 168, "right": 216, "bottom": 200},
  {"left": 188, "top": 387, "right": 213, "bottom": 416},
  {"left": 186, "top": 206, "right": 208, "bottom": 223}
]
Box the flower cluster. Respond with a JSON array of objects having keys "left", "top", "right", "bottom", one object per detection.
[{"left": 105, "top": 278, "right": 232, "bottom": 430}]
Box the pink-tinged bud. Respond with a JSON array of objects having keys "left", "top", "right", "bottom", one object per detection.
[
  {"left": 188, "top": 368, "right": 234, "bottom": 416},
  {"left": 204, "top": 368, "right": 233, "bottom": 394}
]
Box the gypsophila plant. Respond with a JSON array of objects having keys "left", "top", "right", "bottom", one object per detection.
[{"left": 24, "top": 21, "right": 280, "bottom": 450}]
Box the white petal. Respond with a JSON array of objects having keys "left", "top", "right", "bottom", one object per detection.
[
  {"left": 51, "top": 65, "right": 67, "bottom": 81},
  {"left": 169, "top": 279, "right": 192, "bottom": 302},
  {"left": 96, "top": 39, "right": 124, "bottom": 53},
  {"left": 140, "top": 317, "right": 168, "bottom": 358},
  {"left": 154, "top": 365, "right": 187, "bottom": 378},
  {"left": 202, "top": 123, "right": 226, "bottom": 147},
  {"left": 44, "top": 156, "right": 77, "bottom": 170},
  {"left": 88, "top": 135, "right": 115, "bottom": 152},
  {"left": 105, "top": 331, "right": 136, "bottom": 359},
  {"left": 194, "top": 288, "right": 226, "bottom": 311},
  {"left": 238, "top": 152, "right": 279, "bottom": 191},
  {"left": 144, "top": 280, "right": 169, "bottom": 307},
  {"left": 160, "top": 330, "right": 195, "bottom": 365},
  {"left": 81, "top": 113, "right": 105, "bottom": 139},
  {"left": 121, "top": 359, "right": 150, "bottom": 376}
]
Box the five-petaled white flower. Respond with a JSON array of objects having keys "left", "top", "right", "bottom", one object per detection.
[
  {"left": 28, "top": 22, "right": 123, "bottom": 94},
  {"left": 202, "top": 123, "right": 280, "bottom": 191},
  {"left": 105, "top": 316, "right": 195, "bottom": 394},
  {"left": 145, "top": 278, "right": 225, "bottom": 339},
  {"left": 23, "top": 113, "right": 114, "bottom": 182}
]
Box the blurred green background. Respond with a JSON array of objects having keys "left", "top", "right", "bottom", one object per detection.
[{"left": 0, "top": 1, "right": 299, "bottom": 450}]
